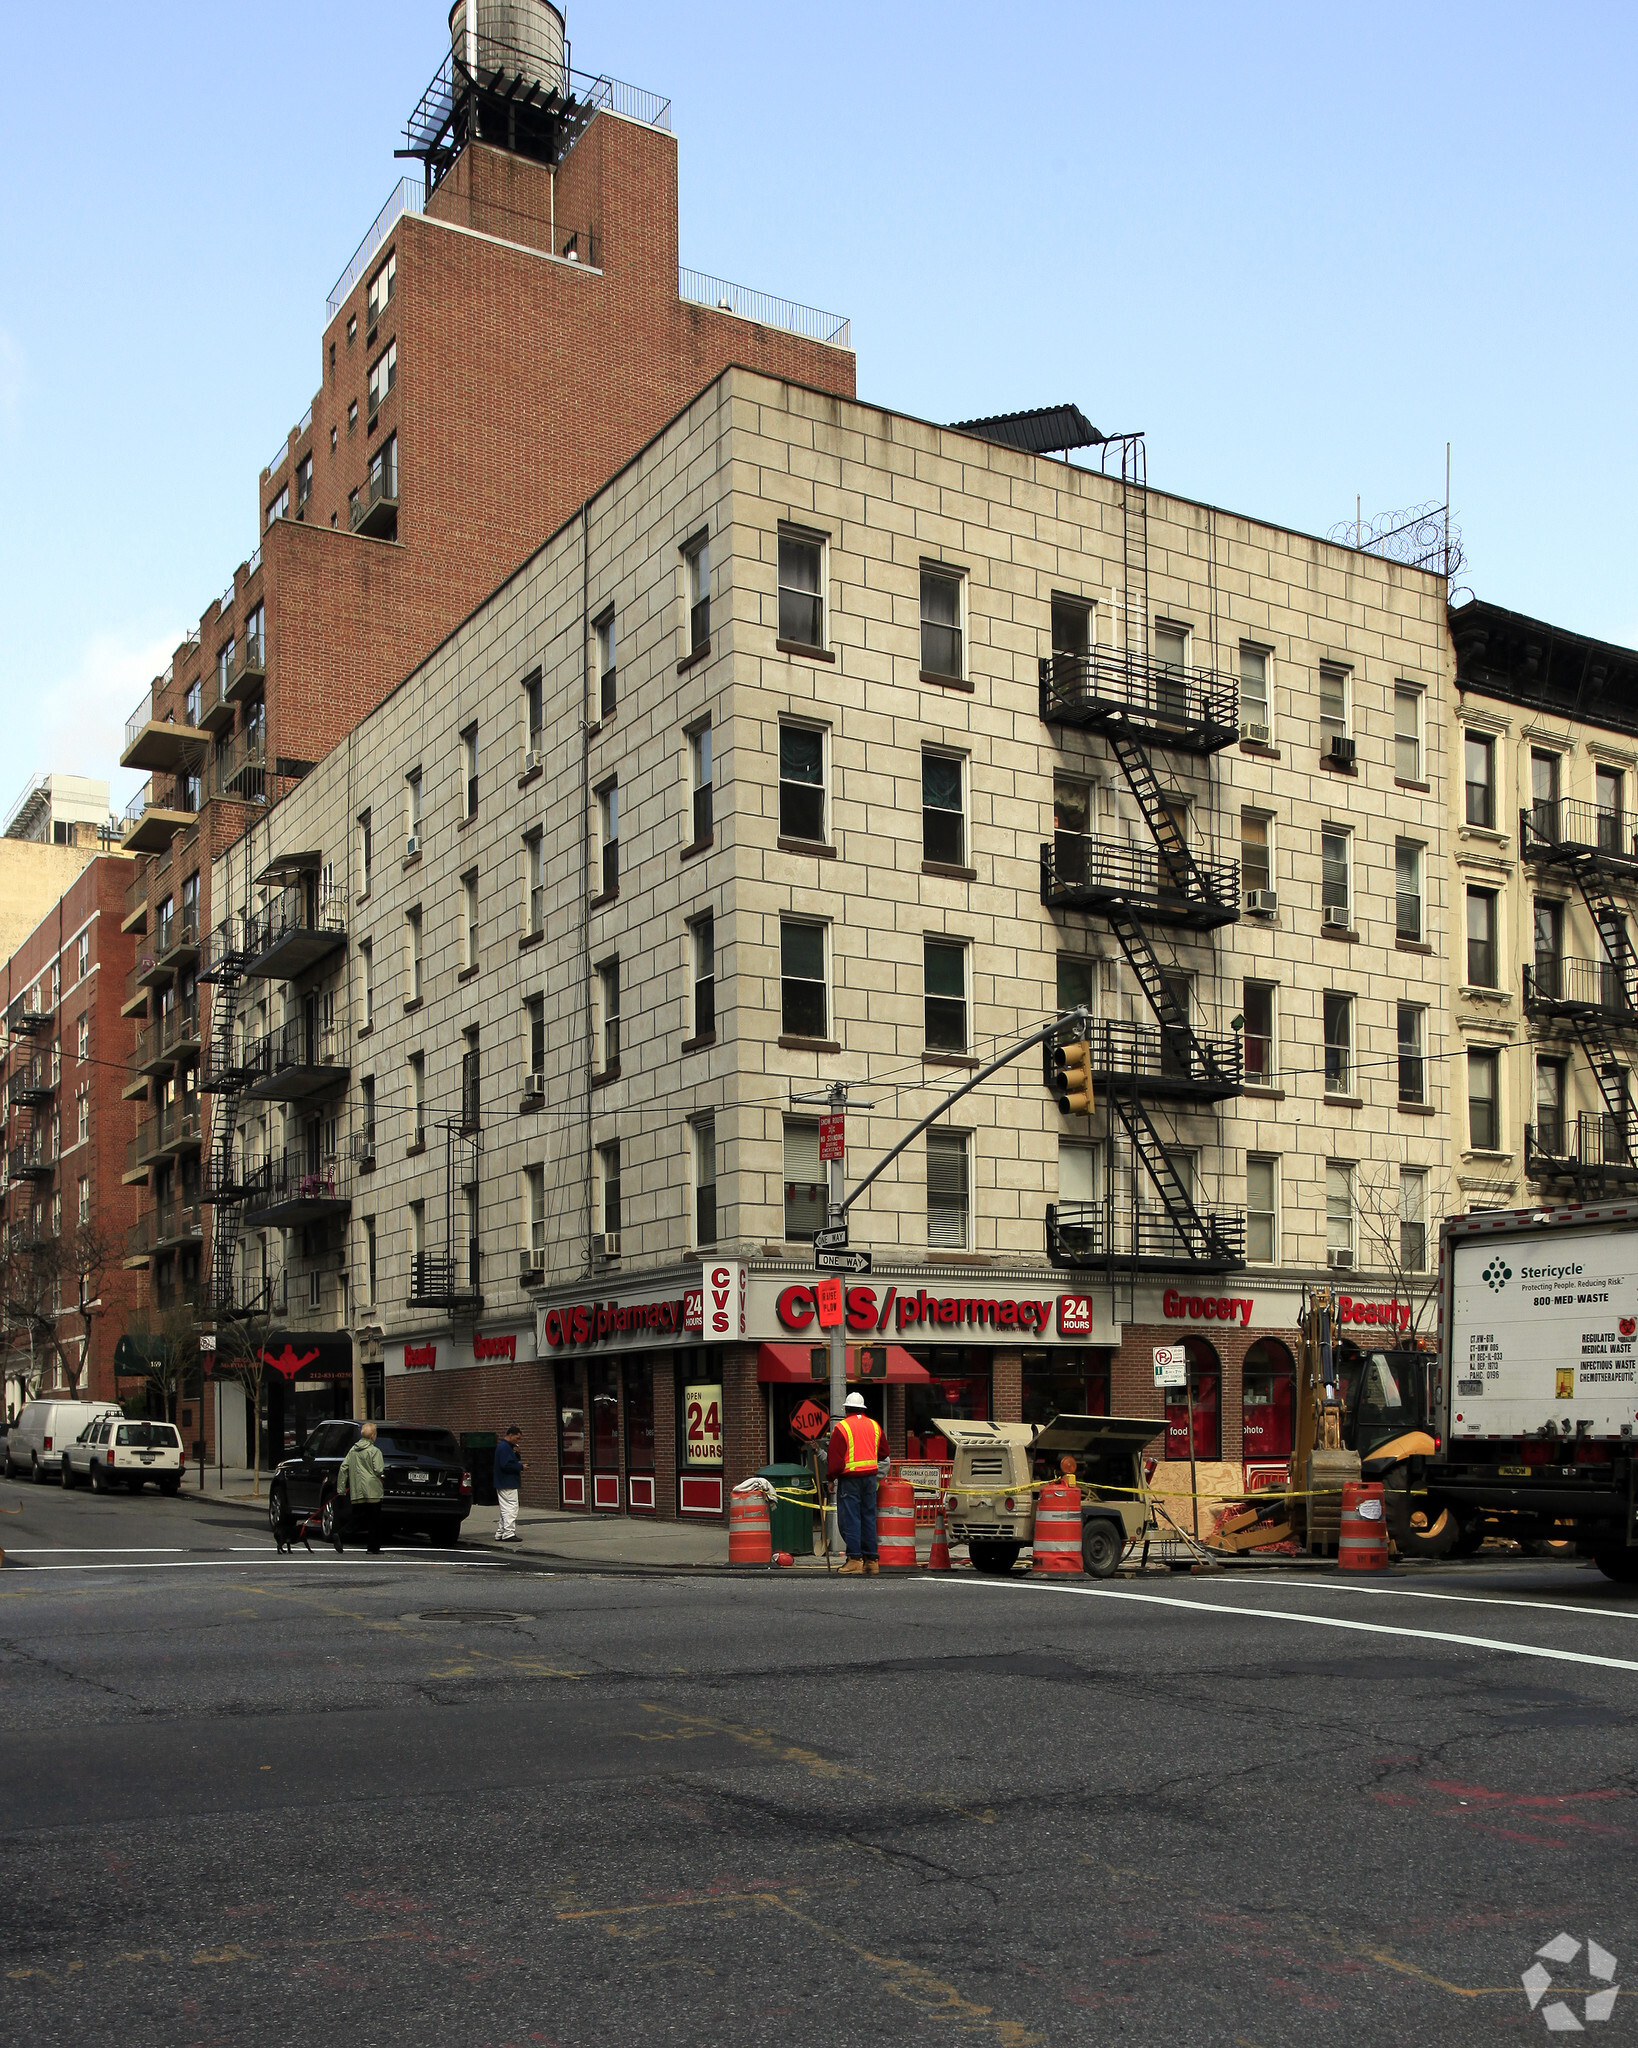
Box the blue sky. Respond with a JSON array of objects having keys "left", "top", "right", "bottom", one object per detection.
[{"left": 1, "top": 1, "right": 1632, "bottom": 823}]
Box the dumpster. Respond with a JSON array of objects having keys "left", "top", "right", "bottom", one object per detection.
[
  {"left": 462, "top": 1431, "right": 499, "bottom": 1507},
  {"left": 757, "top": 1462, "right": 821, "bottom": 1556}
]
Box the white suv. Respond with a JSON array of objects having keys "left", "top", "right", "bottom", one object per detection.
[{"left": 63, "top": 1418, "right": 185, "bottom": 1495}]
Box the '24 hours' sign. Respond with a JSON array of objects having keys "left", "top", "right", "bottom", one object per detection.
[{"left": 683, "top": 1383, "right": 723, "bottom": 1467}]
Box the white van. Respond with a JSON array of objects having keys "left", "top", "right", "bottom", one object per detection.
[{"left": 5, "top": 1400, "right": 122, "bottom": 1483}]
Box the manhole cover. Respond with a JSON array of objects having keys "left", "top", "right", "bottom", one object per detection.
[{"left": 407, "top": 1609, "right": 528, "bottom": 1625}]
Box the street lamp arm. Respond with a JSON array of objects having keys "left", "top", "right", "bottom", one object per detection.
[{"left": 840, "top": 1010, "right": 1088, "bottom": 1216}]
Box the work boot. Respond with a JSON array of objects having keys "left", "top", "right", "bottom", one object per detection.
[
  {"left": 837, "top": 1558, "right": 864, "bottom": 1575},
  {"left": 863, "top": 1560, "right": 880, "bottom": 1576}
]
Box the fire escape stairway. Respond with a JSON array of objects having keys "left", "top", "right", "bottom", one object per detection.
[
  {"left": 1104, "top": 905, "right": 1235, "bottom": 1093},
  {"left": 198, "top": 941, "right": 250, "bottom": 1318},
  {"left": 1104, "top": 724, "right": 1222, "bottom": 915},
  {"left": 1104, "top": 1085, "right": 1236, "bottom": 1266},
  {"left": 1571, "top": 855, "right": 1638, "bottom": 1149}
]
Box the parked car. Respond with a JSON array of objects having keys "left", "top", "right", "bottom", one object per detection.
[
  {"left": 5, "top": 1399, "right": 122, "bottom": 1483},
  {"left": 62, "top": 1417, "right": 185, "bottom": 1494},
  {"left": 268, "top": 1420, "right": 472, "bottom": 1546}
]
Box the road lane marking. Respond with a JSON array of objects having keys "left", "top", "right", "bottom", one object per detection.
[
  {"left": 1195, "top": 1576, "right": 1638, "bottom": 1625},
  {"left": 3, "top": 1557, "right": 507, "bottom": 1574},
  {"left": 4, "top": 1548, "right": 186, "bottom": 1555},
  {"left": 943, "top": 1577, "right": 1638, "bottom": 1673}
]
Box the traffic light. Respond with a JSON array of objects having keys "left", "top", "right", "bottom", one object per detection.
[
  {"left": 1049, "top": 1038, "right": 1095, "bottom": 1116},
  {"left": 857, "top": 1345, "right": 886, "bottom": 1380}
]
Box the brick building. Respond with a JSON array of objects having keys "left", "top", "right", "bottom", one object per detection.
[
  {"left": 210, "top": 365, "right": 1453, "bottom": 1514},
  {"left": 113, "top": 0, "right": 855, "bottom": 1408},
  {"left": 1, "top": 857, "right": 147, "bottom": 1425}
]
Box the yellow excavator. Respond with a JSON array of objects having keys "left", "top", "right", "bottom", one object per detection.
[{"left": 1215, "top": 1286, "right": 1454, "bottom": 1560}]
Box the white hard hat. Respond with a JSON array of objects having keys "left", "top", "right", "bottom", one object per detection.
[{"left": 844, "top": 1392, "right": 867, "bottom": 1411}]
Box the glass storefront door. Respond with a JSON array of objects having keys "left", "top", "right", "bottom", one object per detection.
[{"left": 556, "top": 1362, "right": 586, "bottom": 1507}]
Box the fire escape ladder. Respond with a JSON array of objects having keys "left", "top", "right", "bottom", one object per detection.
[
  {"left": 1120, "top": 435, "right": 1148, "bottom": 674},
  {"left": 1104, "top": 904, "right": 1234, "bottom": 1091},
  {"left": 204, "top": 966, "right": 246, "bottom": 1316},
  {"left": 1105, "top": 1084, "right": 1230, "bottom": 1265},
  {"left": 1105, "top": 722, "right": 1218, "bottom": 910},
  {"left": 1575, "top": 858, "right": 1638, "bottom": 1009}
]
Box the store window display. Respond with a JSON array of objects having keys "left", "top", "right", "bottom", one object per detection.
[
  {"left": 1241, "top": 1338, "right": 1296, "bottom": 1463},
  {"left": 1164, "top": 1336, "right": 1221, "bottom": 1461}
]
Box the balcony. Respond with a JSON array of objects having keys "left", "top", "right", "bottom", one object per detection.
[
  {"left": 121, "top": 694, "right": 209, "bottom": 775},
  {"left": 156, "top": 911, "right": 201, "bottom": 973},
  {"left": 134, "top": 943, "right": 172, "bottom": 992},
  {"left": 227, "top": 633, "right": 267, "bottom": 705},
  {"left": 154, "top": 1200, "right": 205, "bottom": 1251},
  {"left": 8, "top": 1058, "right": 54, "bottom": 1108},
  {"left": 1521, "top": 799, "right": 1638, "bottom": 878},
  {"left": 155, "top": 1097, "right": 203, "bottom": 1158},
  {"left": 241, "top": 1147, "right": 351, "bottom": 1228},
  {"left": 154, "top": 1281, "right": 207, "bottom": 1318},
  {"left": 409, "top": 1251, "right": 481, "bottom": 1312},
  {"left": 120, "top": 779, "right": 196, "bottom": 855},
  {"left": 350, "top": 457, "right": 398, "bottom": 539},
  {"left": 4, "top": 994, "right": 52, "bottom": 1039},
  {"left": 121, "top": 868, "right": 149, "bottom": 935},
  {"left": 1045, "top": 1199, "right": 1248, "bottom": 1274},
  {"left": 1038, "top": 651, "right": 1240, "bottom": 755},
  {"left": 1073, "top": 1017, "right": 1244, "bottom": 1103},
  {"left": 121, "top": 961, "right": 156, "bottom": 1020},
  {"left": 123, "top": 1123, "right": 156, "bottom": 1183},
  {"left": 7, "top": 1218, "right": 53, "bottom": 1256},
  {"left": 124, "top": 1213, "right": 154, "bottom": 1267},
  {"left": 7, "top": 1143, "right": 53, "bottom": 1185},
  {"left": 211, "top": 728, "right": 270, "bottom": 805},
  {"left": 199, "top": 666, "right": 237, "bottom": 734},
  {"left": 161, "top": 1000, "right": 202, "bottom": 1062},
  {"left": 130, "top": 1022, "right": 172, "bottom": 1083},
  {"left": 1523, "top": 956, "right": 1638, "bottom": 1026},
  {"left": 1041, "top": 836, "right": 1241, "bottom": 930},
  {"left": 243, "top": 1017, "right": 349, "bottom": 1103},
  {"left": 202, "top": 1148, "right": 267, "bottom": 1205},
  {"left": 241, "top": 884, "right": 347, "bottom": 983}
]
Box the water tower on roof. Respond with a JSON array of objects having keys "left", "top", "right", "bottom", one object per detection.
[{"left": 403, "top": 1, "right": 585, "bottom": 192}]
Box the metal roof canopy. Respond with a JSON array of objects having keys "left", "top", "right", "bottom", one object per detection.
[
  {"left": 949, "top": 404, "right": 1104, "bottom": 459},
  {"left": 255, "top": 850, "right": 324, "bottom": 885}
]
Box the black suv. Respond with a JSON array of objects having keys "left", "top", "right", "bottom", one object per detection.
[{"left": 268, "top": 1420, "right": 472, "bottom": 1546}]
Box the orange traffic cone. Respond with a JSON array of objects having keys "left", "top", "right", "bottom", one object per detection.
[{"left": 927, "top": 1499, "right": 952, "bottom": 1572}]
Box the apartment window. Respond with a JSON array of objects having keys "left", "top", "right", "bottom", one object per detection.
[
  {"left": 920, "top": 566, "right": 964, "bottom": 680},
  {"left": 780, "top": 920, "right": 827, "bottom": 1040},
  {"left": 684, "top": 534, "right": 710, "bottom": 650},
  {"left": 1242, "top": 981, "right": 1275, "bottom": 1085},
  {"left": 185, "top": 679, "right": 201, "bottom": 727},
  {"left": 347, "top": 400, "right": 358, "bottom": 435},
  {"left": 1246, "top": 1157, "right": 1278, "bottom": 1263},
  {"left": 1057, "top": 953, "right": 1094, "bottom": 1021},
  {"left": 369, "top": 434, "right": 396, "bottom": 505},
  {"left": 409, "top": 1053, "right": 426, "bottom": 1144},
  {"left": 1239, "top": 645, "right": 1270, "bottom": 734},
  {"left": 1524, "top": 750, "right": 1560, "bottom": 848},
  {"left": 689, "top": 724, "right": 713, "bottom": 843},
  {"left": 406, "top": 908, "right": 423, "bottom": 1004},
  {"left": 694, "top": 1118, "right": 718, "bottom": 1246},
  {"left": 1397, "top": 1003, "right": 1426, "bottom": 1105},
  {"left": 266, "top": 485, "right": 289, "bottom": 527},
  {"left": 1051, "top": 597, "right": 1091, "bottom": 665},
  {"left": 1241, "top": 811, "right": 1271, "bottom": 896},
  {"left": 78, "top": 1175, "right": 90, "bottom": 1228},
  {"left": 406, "top": 768, "right": 422, "bottom": 847},
  {"left": 77, "top": 1092, "right": 89, "bottom": 1145},
  {"left": 347, "top": 314, "right": 357, "bottom": 345},
  {"left": 595, "top": 610, "right": 616, "bottom": 719},
  {"left": 462, "top": 1182, "right": 480, "bottom": 1287},
  {"left": 525, "top": 830, "right": 544, "bottom": 938},
  {"left": 1057, "top": 1141, "right": 1100, "bottom": 1252},
  {"left": 364, "top": 1215, "right": 377, "bottom": 1304},
  {"left": 1319, "top": 665, "right": 1349, "bottom": 746},
  {"left": 522, "top": 668, "right": 543, "bottom": 757},
  {"left": 1466, "top": 887, "right": 1497, "bottom": 989},
  {"left": 461, "top": 724, "right": 478, "bottom": 820},
  {"left": 779, "top": 725, "right": 826, "bottom": 843},
  {"left": 330, "top": 426, "right": 337, "bottom": 453},
  {"left": 924, "top": 938, "right": 968, "bottom": 1053},
  {"left": 1323, "top": 992, "right": 1353, "bottom": 1096},
  {"left": 367, "top": 251, "right": 395, "bottom": 330},
  {"left": 777, "top": 530, "right": 824, "bottom": 648},
  {"left": 922, "top": 751, "right": 965, "bottom": 867},
  {"left": 1536, "top": 1056, "right": 1567, "bottom": 1155},
  {"left": 783, "top": 1121, "right": 825, "bottom": 1240},
  {"left": 597, "top": 782, "right": 618, "bottom": 896},
  {"left": 1533, "top": 898, "right": 1563, "bottom": 1001},
  {"left": 355, "top": 808, "right": 372, "bottom": 896},
  {"left": 526, "top": 996, "right": 546, "bottom": 1077},
  {"left": 524, "top": 1166, "right": 546, "bottom": 1266},
  {"left": 1395, "top": 840, "right": 1423, "bottom": 943},
  {"left": 307, "top": 1268, "right": 322, "bottom": 1313},
  {"left": 598, "top": 1142, "right": 622, "bottom": 1242},
  {"left": 367, "top": 341, "right": 397, "bottom": 420},
  {"left": 296, "top": 455, "right": 312, "bottom": 512},
  {"left": 927, "top": 1130, "right": 969, "bottom": 1250},
  {"left": 1154, "top": 621, "right": 1188, "bottom": 673},
  {"left": 76, "top": 1015, "right": 88, "bottom": 1063},
  {"left": 1326, "top": 1163, "right": 1355, "bottom": 1265},
  {"left": 1394, "top": 686, "right": 1422, "bottom": 781},
  {"left": 360, "top": 1076, "right": 377, "bottom": 1155},
  {"left": 1400, "top": 1169, "right": 1428, "bottom": 1272},
  {"left": 1464, "top": 731, "right": 1495, "bottom": 828},
  {"left": 691, "top": 914, "right": 716, "bottom": 1039},
  {"left": 1597, "top": 765, "right": 1628, "bottom": 854},
  {"left": 1469, "top": 1048, "right": 1500, "bottom": 1150},
  {"left": 411, "top": 1200, "right": 426, "bottom": 1264},
  {"left": 359, "top": 939, "right": 373, "bottom": 1028},
  {"left": 76, "top": 933, "right": 90, "bottom": 982},
  {"left": 598, "top": 959, "right": 620, "bottom": 1072},
  {"left": 462, "top": 872, "right": 479, "bottom": 972},
  {"left": 1321, "top": 828, "right": 1351, "bottom": 926}
]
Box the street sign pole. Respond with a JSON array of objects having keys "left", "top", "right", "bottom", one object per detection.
[
  {"left": 1186, "top": 1373, "right": 1198, "bottom": 1539},
  {"left": 825, "top": 1079, "right": 846, "bottom": 1547}
]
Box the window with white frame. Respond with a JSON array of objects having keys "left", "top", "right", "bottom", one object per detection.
[
  {"left": 689, "top": 724, "right": 713, "bottom": 844},
  {"left": 1321, "top": 827, "right": 1351, "bottom": 926},
  {"left": 922, "top": 750, "right": 965, "bottom": 867},
  {"left": 525, "top": 1166, "right": 546, "bottom": 1264},
  {"left": 693, "top": 1118, "right": 718, "bottom": 1245},
  {"left": 522, "top": 668, "right": 543, "bottom": 758},
  {"left": 1464, "top": 730, "right": 1495, "bottom": 829},
  {"left": 461, "top": 724, "right": 478, "bottom": 820},
  {"left": 1323, "top": 992, "right": 1353, "bottom": 1096},
  {"left": 1394, "top": 686, "right": 1422, "bottom": 781},
  {"left": 1239, "top": 644, "right": 1270, "bottom": 735},
  {"left": 595, "top": 610, "right": 616, "bottom": 719},
  {"left": 366, "top": 250, "right": 395, "bottom": 330},
  {"left": 597, "top": 781, "right": 618, "bottom": 896},
  {"left": 1242, "top": 980, "right": 1276, "bottom": 1085},
  {"left": 1468, "top": 1047, "right": 1501, "bottom": 1150},
  {"left": 1246, "top": 1157, "right": 1278, "bottom": 1263},
  {"left": 462, "top": 872, "right": 479, "bottom": 971},
  {"left": 690, "top": 914, "right": 715, "bottom": 1040},
  {"left": 598, "top": 958, "right": 620, "bottom": 1072},
  {"left": 1241, "top": 810, "right": 1272, "bottom": 897},
  {"left": 597, "top": 1142, "right": 621, "bottom": 1243},
  {"left": 363, "top": 1215, "right": 377, "bottom": 1304},
  {"left": 1397, "top": 1003, "right": 1425, "bottom": 1105},
  {"left": 1326, "top": 1162, "right": 1355, "bottom": 1264},
  {"left": 411, "top": 1199, "right": 425, "bottom": 1265},
  {"left": 1319, "top": 665, "right": 1350, "bottom": 747},
  {"left": 778, "top": 725, "right": 826, "bottom": 843},
  {"left": 683, "top": 534, "right": 710, "bottom": 651},
  {"left": 1395, "top": 839, "right": 1423, "bottom": 943},
  {"left": 409, "top": 1053, "right": 425, "bottom": 1145},
  {"left": 360, "top": 939, "right": 373, "bottom": 1028},
  {"left": 778, "top": 530, "right": 825, "bottom": 649},
  {"left": 927, "top": 1129, "right": 969, "bottom": 1250},
  {"left": 406, "top": 768, "right": 422, "bottom": 847},
  {"left": 77, "top": 1090, "right": 88, "bottom": 1145},
  {"left": 780, "top": 920, "right": 827, "bottom": 1040},
  {"left": 525, "top": 831, "right": 544, "bottom": 938},
  {"left": 920, "top": 566, "right": 964, "bottom": 680},
  {"left": 358, "top": 808, "right": 372, "bottom": 894},
  {"left": 1400, "top": 1169, "right": 1428, "bottom": 1271},
  {"left": 1050, "top": 596, "right": 1091, "bottom": 664},
  {"left": 405, "top": 909, "right": 422, "bottom": 1003},
  {"left": 367, "top": 340, "right": 396, "bottom": 419},
  {"left": 266, "top": 484, "right": 289, "bottom": 527},
  {"left": 783, "top": 1121, "right": 824, "bottom": 1240},
  {"left": 76, "top": 933, "right": 90, "bottom": 981},
  {"left": 360, "top": 1075, "right": 376, "bottom": 1154},
  {"left": 924, "top": 937, "right": 968, "bottom": 1053},
  {"left": 526, "top": 997, "right": 546, "bottom": 1078},
  {"left": 1466, "top": 887, "right": 1498, "bottom": 988},
  {"left": 77, "top": 1014, "right": 88, "bottom": 1063}
]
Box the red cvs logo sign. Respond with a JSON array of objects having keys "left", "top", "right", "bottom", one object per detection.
[{"left": 702, "top": 1260, "right": 744, "bottom": 1343}]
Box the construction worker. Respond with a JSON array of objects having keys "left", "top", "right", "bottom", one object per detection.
[{"left": 827, "top": 1391, "right": 887, "bottom": 1576}]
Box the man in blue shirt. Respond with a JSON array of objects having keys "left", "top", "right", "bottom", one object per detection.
[{"left": 493, "top": 1425, "right": 525, "bottom": 1542}]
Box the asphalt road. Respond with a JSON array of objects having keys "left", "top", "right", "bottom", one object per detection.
[{"left": 1, "top": 1477, "right": 1635, "bottom": 2047}]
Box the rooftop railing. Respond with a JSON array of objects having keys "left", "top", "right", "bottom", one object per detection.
[
  {"left": 124, "top": 690, "right": 155, "bottom": 751},
  {"left": 328, "top": 177, "right": 424, "bottom": 322},
  {"left": 679, "top": 267, "right": 851, "bottom": 350}
]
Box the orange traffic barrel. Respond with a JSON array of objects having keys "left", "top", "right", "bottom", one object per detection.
[
  {"left": 729, "top": 1483, "right": 772, "bottom": 1567},
  {"left": 1338, "top": 1479, "right": 1390, "bottom": 1575},
  {"left": 877, "top": 1476, "right": 918, "bottom": 1571},
  {"left": 1032, "top": 1482, "right": 1084, "bottom": 1574},
  {"left": 927, "top": 1498, "right": 952, "bottom": 1572}
]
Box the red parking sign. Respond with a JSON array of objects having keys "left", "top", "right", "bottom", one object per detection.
[
  {"left": 819, "top": 1114, "right": 845, "bottom": 1162},
  {"left": 815, "top": 1276, "right": 843, "bottom": 1327}
]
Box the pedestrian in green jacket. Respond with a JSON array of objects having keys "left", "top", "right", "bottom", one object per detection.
[{"left": 336, "top": 1421, "right": 385, "bottom": 1555}]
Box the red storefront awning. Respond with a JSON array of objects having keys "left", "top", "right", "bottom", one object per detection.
[{"left": 757, "top": 1343, "right": 930, "bottom": 1385}]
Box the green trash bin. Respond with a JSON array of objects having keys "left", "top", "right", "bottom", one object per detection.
[{"left": 757, "top": 1463, "right": 821, "bottom": 1556}]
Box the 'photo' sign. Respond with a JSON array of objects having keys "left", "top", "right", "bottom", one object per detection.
[{"left": 701, "top": 1260, "right": 745, "bottom": 1343}]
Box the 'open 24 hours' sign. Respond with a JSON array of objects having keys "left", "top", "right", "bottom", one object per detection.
[{"left": 684, "top": 1384, "right": 724, "bottom": 1466}]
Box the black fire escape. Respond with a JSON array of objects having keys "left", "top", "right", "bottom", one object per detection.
[
  {"left": 1522, "top": 796, "right": 1638, "bottom": 1196},
  {"left": 408, "top": 1048, "right": 483, "bottom": 1313},
  {"left": 1043, "top": 436, "right": 1246, "bottom": 1276},
  {"left": 4, "top": 996, "right": 56, "bottom": 1263},
  {"left": 198, "top": 915, "right": 259, "bottom": 1317}
]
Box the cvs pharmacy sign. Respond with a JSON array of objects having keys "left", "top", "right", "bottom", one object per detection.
[{"left": 701, "top": 1260, "right": 745, "bottom": 1343}]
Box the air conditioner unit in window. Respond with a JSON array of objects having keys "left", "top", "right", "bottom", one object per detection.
[
  {"left": 1326, "top": 735, "right": 1357, "bottom": 767},
  {"left": 405, "top": 834, "right": 419, "bottom": 858},
  {"left": 524, "top": 749, "right": 542, "bottom": 775},
  {"left": 411, "top": 1124, "right": 426, "bottom": 1150},
  {"left": 519, "top": 1071, "right": 546, "bottom": 1106},
  {"left": 1327, "top": 1248, "right": 1355, "bottom": 1270},
  {"left": 519, "top": 1249, "right": 546, "bottom": 1285},
  {"left": 594, "top": 1231, "right": 620, "bottom": 1259},
  {"left": 1242, "top": 721, "right": 1270, "bottom": 745},
  {"left": 1244, "top": 889, "right": 1278, "bottom": 916},
  {"left": 1323, "top": 908, "right": 1354, "bottom": 934}
]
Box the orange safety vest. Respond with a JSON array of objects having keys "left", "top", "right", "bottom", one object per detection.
[{"left": 837, "top": 1413, "right": 883, "bottom": 1474}]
